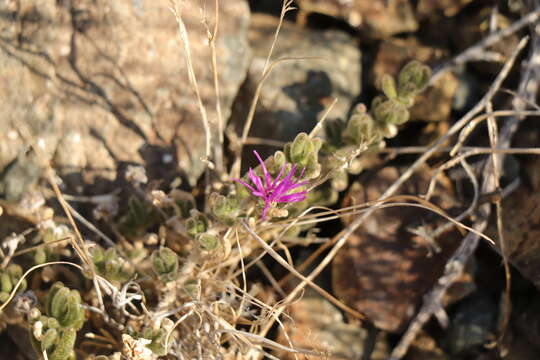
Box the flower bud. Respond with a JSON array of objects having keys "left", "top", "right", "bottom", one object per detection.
[
  {"left": 34, "top": 249, "right": 47, "bottom": 265},
  {"left": 288, "top": 133, "right": 313, "bottom": 164},
  {"left": 0, "top": 292, "right": 9, "bottom": 303},
  {"left": 1, "top": 273, "right": 12, "bottom": 294},
  {"left": 331, "top": 168, "right": 349, "bottom": 192},
  {"left": 272, "top": 151, "right": 287, "bottom": 172}
]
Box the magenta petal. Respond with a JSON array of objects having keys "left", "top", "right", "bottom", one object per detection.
[
  {"left": 261, "top": 201, "right": 271, "bottom": 220},
  {"left": 283, "top": 180, "right": 309, "bottom": 191},
  {"left": 248, "top": 168, "right": 265, "bottom": 193},
  {"left": 275, "top": 192, "right": 307, "bottom": 203},
  {"left": 273, "top": 165, "right": 296, "bottom": 191},
  {"left": 232, "top": 178, "right": 257, "bottom": 193},
  {"left": 253, "top": 150, "right": 272, "bottom": 187},
  {"left": 235, "top": 151, "right": 310, "bottom": 220},
  {"left": 270, "top": 164, "right": 287, "bottom": 189}
]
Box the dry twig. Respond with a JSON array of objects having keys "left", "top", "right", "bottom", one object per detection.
[{"left": 389, "top": 36, "right": 529, "bottom": 360}]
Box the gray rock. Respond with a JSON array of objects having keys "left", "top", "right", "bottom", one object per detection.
[
  {"left": 231, "top": 14, "right": 361, "bottom": 158},
  {"left": 0, "top": 0, "right": 251, "bottom": 193}
]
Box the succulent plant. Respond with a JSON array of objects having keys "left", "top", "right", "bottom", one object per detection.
[
  {"left": 119, "top": 196, "right": 161, "bottom": 238},
  {"left": 30, "top": 283, "right": 85, "bottom": 360},
  {"left": 34, "top": 224, "right": 72, "bottom": 265},
  {"left": 151, "top": 247, "right": 179, "bottom": 282},
  {"left": 186, "top": 211, "right": 209, "bottom": 239},
  {"left": 0, "top": 264, "right": 27, "bottom": 304},
  {"left": 44, "top": 282, "right": 85, "bottom": 330},
  {"left": 372, "top": 98, "right": 410, "bottom": 126},
  {"left": 90, "top": 246, "right": 134, "bottom": 283},
  {"left": 210, "top": 193, "right": 240, "bottom": 225},
  {"left": 197, "top": 232, "right": 219, "bottom": 252},
  {"left": 342, "top": 109, "right": 381, "bottom": 146},
  {"left": 397, "top": 60, "right": 431, "bottom": 99},
  {"left": 283, "top": 133, "right": 322, "bottom": 180},
  {"left": 139, "top": 326, "right": 168, "bottom": 356}
]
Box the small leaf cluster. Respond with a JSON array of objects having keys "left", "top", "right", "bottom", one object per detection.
[
  {"left": 304, "top": 61, "right": 431, "bottom": 200},
  {"left": 186, "top": 211, "right": 219, "bottom": 252},
  {"left": 90, "top": 246, "right": 134, "bottom": 283},
  {"left": 151, "top": 247, "right": 179, "bottom": 282},
  {"left": 35, "top": 224, "right": 71, "bottom": 265},
  {"left": 279, "top": 133, "right": 322, "bottom": 180},
  {"left": 119, "top": 196, "right": 161, "bottom": 238},
  {"left": 30, "top": 282, "right": 85, "bottom": 360},
  {"left": 138, "top": 326, "right": 168, "bottom": 356},
  {"left": 0, "top": 264, "right": 26, "bottom": 304},
  {"left": 210, "top": 193, "right": 240, "bottom": 225},
  {"left": 326, "top": 60, "right": 432, "bottom": 153},
  {"left": 186, "top": 211, "right": 209, "bottom": 239},
  {"left": 372, "top": 60, "right": 432, "bottom": 136}
]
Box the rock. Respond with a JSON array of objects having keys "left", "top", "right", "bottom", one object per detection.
[
  {"left": 333, "top": 166, "right": 462, "bottom": 332},
  {"left": 405, "top": 332, "right": 448, "bottom": 360},
  {"left": 445, "top": 294, "right": 497, "bottom": 355},
  {"left": 0, "top": 0, "right": 250, "bottom": 192},
  {"left": 275, "top": 292, "right": 389, "bottom": 359},
  {"left": 231, "top": 13, "right": 361, "bottom": 160},
  {"left": 503, "top": 293, "right": 540, "bottom": 359},
  {"left": 417, "top": 0, "right": 474, "bottom": 19},
  {"left": 372, "top": 38, "right": 458, "bottom": 122},
  {"left": 297, "top": 0, "right": 418, "bottom": 38},
  {"left": 488, "top": 132, "right": 540, "bottom": 290}
]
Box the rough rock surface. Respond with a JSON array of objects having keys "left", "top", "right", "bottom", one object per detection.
[
  {"left": 0, "top": 0, "right": 250, "bottom": 198},
  {"left": 491, "top": 132, "right": 540, "bottom": 290},
  {"left": 231, "top": 13, "right": 361, "bottom": 161},
  {"left": 297, "top": 0, "right": 418, "bottom": 37},
  {"left": 275, "top": 293, "right": 389, "bottom": 359},
  {"left": 333, "top": 166, "right": 462, "bottom": 332}
]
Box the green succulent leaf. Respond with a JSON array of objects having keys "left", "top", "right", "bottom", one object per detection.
[
  {"left": 186, "top": 212, "right": 209, "bottom": 238},
  {"left": 372, "top": 99, "right": 410, "bottom": 125},
  {"left": 398, "top": 60, "right": 432, "bottom": 98},
  {"left": 45, "top": 282, "right": 85, "bottom": 330},
  {"left": 381, "top": 74, "right": 398, "bottom": 100},
  {"left": 151, "top": 247, "right": 179, "bottom": 282},
  {"left": 49, "top": 328, "right": 76, "bottom": 360},
  {"left": 1, "top": 273, "right": 12, "bottom": 293},
  {"left": 41, "top": 328, "right": 58, "bottom": 352},
  {"left": 197, "top": 232, "right": 219, "bottom": 252},
  {"left": 91, "top": 246, "right": 134, "bottom": 283},
  {"left": 139, "top": 327, "right": 168, "bottom": 356},
  {"left": 210, "top": 194, "right": 239, "bottom": 225}
]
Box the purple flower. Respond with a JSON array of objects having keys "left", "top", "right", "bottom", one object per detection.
[{"left": 234, "top": 150, "right": 308, "bottom": 220}]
